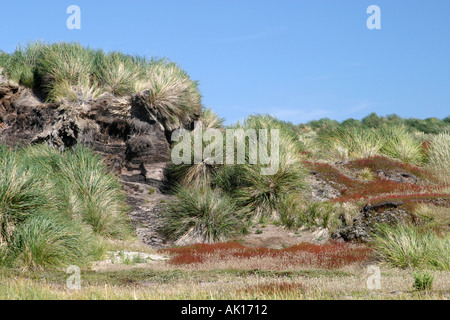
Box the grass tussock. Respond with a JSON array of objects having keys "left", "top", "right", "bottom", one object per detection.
[
  {"left": 221, "top": 115, "right": 308, "bottom": 220},
  {"left": 0, "top": 42, "right": 202, "bottom": 124},
  {"left": 426, "top": 132, "right": 450, "bottom": 184},
  {"left": 371, "top": 223, "right": 450, "bottom": 271},
  {"left": 161, "top": 187, "right": 245, "bottom": 244},
  {"left": 166, "top": 114, "right": 308, "bottom": 239},
  {"left": 167, "top": 108, "right": 225, "bottom": 189},
  {"left": 0, "top": 144, "right": 131, "bottom": 270}
]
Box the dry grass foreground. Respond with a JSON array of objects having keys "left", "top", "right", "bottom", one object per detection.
[{"left": 1, "top": 241, "right": 449, "bottom": 300}]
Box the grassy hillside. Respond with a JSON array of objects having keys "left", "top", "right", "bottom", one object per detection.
[{"left": 0, "top": 43, "right": 449, "bottom": 299}]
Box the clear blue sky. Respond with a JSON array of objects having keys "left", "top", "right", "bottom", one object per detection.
[{"left": 0, "top": 0, "right": 449, "bottom": 124}]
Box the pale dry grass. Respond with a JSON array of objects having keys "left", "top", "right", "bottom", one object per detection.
[{"left": 0, "top": 267, "right": 448, "bottom": 300}]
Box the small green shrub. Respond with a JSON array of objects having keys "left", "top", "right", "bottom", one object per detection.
[{"left": 413, "top": 271, "right": 434, "bottom": 291}]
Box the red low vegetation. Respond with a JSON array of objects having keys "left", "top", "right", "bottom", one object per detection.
[
  {"left": 345, "top": 156, "right": 434, "bottom": 181},
  {"left": 367, "top": 193, "right": 450, "bottom": 205},
  {"left": 305, "top": 157, "right": 446, "bottom": 203},
  {"left": 160, "top": 242, "right": 372, "bottom": 269}
]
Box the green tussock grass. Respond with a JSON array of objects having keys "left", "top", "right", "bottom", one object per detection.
[
  {"left": 167, "top": 108, "right": 225, "bottom": 189},
  {"left": 167, "top": 114, "right": 308, "bottom": 229},
  {"left": 220, "top": 115, "right": 308, "bottom": 221},
  {"left": 161, "top": 186, "right": 245, "bottom": 243},
  {"left": 318, "top": 126, "right": 381, "bottom": 161},
  {"left": 426, "top": 132, "right": 450, "bottom": 184},
  {"left": 316, "top": 124, "right": 424, "bottom": 164},
  {"left": 371, "top": 223, "right": 450, "bottom": 271},
  {"left": 0, "top": 42, "right": 202, "bottom": 125},
  {"left": 378, "top": 125, "right": 424, "bottom": 165},
  {"left": 0, "top": 144, "right": 131, "bottom": 270}
]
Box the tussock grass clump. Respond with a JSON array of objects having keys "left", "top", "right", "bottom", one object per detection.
[
  {"left": 235, "top": 157, "right": 306, "bottom": 220},
  {"left": 225, "top": 115, "right": 308, "bottom": 220},
  {"left": 166, "top": 114, "right": 308, "bottom": 229},
  {"left": 317, "top": 124, "right": 424, "bottom": 164},
  {"left": 426, "top": 132, "right": 450, "bottom": 184},
  {"left": 167, "top": 108, "right": 225, "bottom": 189},
  {"left": 138, "top": 60, "right": 202, "bottom": 128},
  {"left": 413, "top": 271, "right": 434, "bottom": 291},
  {"left": 1, "top": 42, "right": 202, "bottom": 117},
  {"left": 93, "top": 51, "right": 146, "bottom": 96},
  {"left": 279, "top": 198, "right": 344, "bottom": 231},
  {"left": 0, "top": 51, "right": 9, "bottom": 69},
  {"left": 0, "top": 144, "right": 130, "bottom": 270},
  {"left": 2, "top": 42, "right": 44, "bottom": 88},
  {"left": 162, "top": 187, "right": 244, "bottom": 244},
  {"left": 55, "top": 147, "right": 131, "bottom": 237},
  {"left": 359, "top": 167, "right": 375, "bottom": 181},
  {"left": 0, "top": 152, "right": 51, "bottom": 244},
  {"left": 10, "top": 215, "right": 98, "bottom": 270},
  {"left": 378, "top": 125, "right": 424, "bottom": 165},
  {"left": 371, "top": 223, "right": 450, "bottom": 271},
  {"left": 20, "top": 145, "right": 132, "bottom": 239},
  {"left": 318, "top": 126, "right": 381, "bottom": 161},
  {"left": 36, "top": 42, "right": 99, "bottom": 102}
]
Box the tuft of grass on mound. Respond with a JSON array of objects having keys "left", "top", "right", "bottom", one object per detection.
[
  {"left": 316, "top": 124, "right": 425, "bottom": 164},
  {"left": 0, "top": 42, "right": 202, "bottom": 125},
  {"left": 0, "top": 51, "right": 9, "bottom": 69},
  {"left": 222, "top": 115, "right": 308, "bottom": 221},
  {"left": 378, "top": 125, "right": 424, "bottom": 165}
]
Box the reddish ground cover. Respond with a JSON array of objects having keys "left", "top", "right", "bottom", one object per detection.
[
  {"left": 304, "top": 157, "right": 449, "bottom": 203},
  {"left": 160, "top": 242, "right": 372, "bottom": 269}
]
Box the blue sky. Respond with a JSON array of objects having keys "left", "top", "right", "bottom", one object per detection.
[{"left": 0, "top": 0, "right": 449, "bottom": 124}]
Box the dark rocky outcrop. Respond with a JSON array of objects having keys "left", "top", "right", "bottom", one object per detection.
[
  {"left": 0, "top": 83, "right": 200, "bottom": 187},
  {"left": 332, "top": 201, "right": 409, "bottom": 242},
  {"left": 0, "top": 81, "right": 201, "bottom": 248},
  {"left": 376, "top": 170, "right": 418, "bottom": 184}
]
